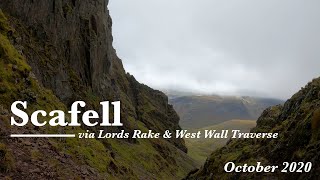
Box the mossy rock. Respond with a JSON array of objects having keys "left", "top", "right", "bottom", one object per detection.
[{"left": 0, "top": 9, "right": 10, "bottom": 34}]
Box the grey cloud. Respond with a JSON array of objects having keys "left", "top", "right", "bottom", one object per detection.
[{"left": 109, "top": 0, "right": 320, "bottom": 100}]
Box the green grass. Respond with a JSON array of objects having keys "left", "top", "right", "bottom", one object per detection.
[
  {"left": 108, "top": 138, "right": 195, "bottom": 179},
  {"left": 185, "top": 119, "right": 256, "bottom": 165}
]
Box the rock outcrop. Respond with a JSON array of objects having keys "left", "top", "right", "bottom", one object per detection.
[{"left": 0, "top": 0, "right": 185, "bottom": 151}]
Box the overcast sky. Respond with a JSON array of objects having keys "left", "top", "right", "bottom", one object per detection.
[{"left": 109, "top": 0, "right": 320, "bottom": 100}]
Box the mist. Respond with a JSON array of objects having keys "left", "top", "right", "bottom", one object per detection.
[{"left": 109, "top": 0, "right": 320, "bottom": 100}]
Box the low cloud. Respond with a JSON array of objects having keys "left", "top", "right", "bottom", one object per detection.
[{"left": 109, "top": 0, "right": 320, "bottom": 100}]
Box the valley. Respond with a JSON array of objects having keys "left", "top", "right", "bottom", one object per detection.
[
  {"left": 0, "top": 0, "right": 315, "bottom": 179},
  {"left": 168, "top": 93, "right": 282, "bottom": 165}
]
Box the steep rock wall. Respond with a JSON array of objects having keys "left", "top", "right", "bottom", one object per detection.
[{"left": 0, "top": 0, "right": 186, "bottom": 151}]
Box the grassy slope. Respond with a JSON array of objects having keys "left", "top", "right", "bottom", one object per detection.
[{"left": 185, "top": 120, "right": 256, "bottom": 165}]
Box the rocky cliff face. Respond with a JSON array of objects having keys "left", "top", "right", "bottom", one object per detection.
[
  {"left": 1, "top": 0, "right": 118, "bottom": 102},
  {"left": 186, "top": 77, "right": 320, "bottom": 179},
  {"left": 0, "top": 0, "right": 185, "bottom": 150},
  {"left": 0, "top": 0, "right": 195, "bottom": 179}
]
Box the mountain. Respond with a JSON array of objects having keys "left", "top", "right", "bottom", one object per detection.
[
  {"left": 163, "top": 89, "right": 201, "bottom": 99},
  {"left": 0, "top": 1, "right": 196, "bottom": 179},
  {"left": 185, "top": 119, "right": 256, "bottom": 165},
  {"left": 186, "top": 77, "right": 320, "bottom": 179},
  {"left": 170, "top": 95, "right": 283, "bottom": 129}
]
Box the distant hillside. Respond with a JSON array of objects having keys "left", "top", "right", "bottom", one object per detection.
[
  {"left": 170, "top": 95, "right": 283, "bottom": 128},
  {"left": 186, "top": 77, "right": 320, "bottom": 179},
  {"left": 162, "top": 89, "right": 200, "bottom": 99},
  {"left": 185, "top": 119, "right": 256, "bottom": 165}
]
